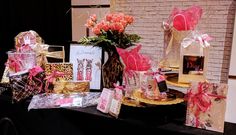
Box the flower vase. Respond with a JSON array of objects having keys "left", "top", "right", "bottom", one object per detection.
[{"left": 102, "top": 51, "right": 124, "bottom": 88}]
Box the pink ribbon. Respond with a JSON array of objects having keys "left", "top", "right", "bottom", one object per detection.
[
  {"left": 7, "top": 57, "right": 23, "bottom": 73},
  {"left": 113, "top": 83, "right": 125, "bottom": 91},
  {"left": 185, "top": 82, "right": 226, "bottom": 127},
  {"left": 28, "top": 66, "right": 44, "bottom": 92},
  {"left": 44, "top": 70, "right": 65, "bottom": 92}
]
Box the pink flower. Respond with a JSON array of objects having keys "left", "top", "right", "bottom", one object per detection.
[
  {"left": 92, "top": 26, "right": 101, "bottom": 35},
  {"left": 90, "top": 14, "right": 97, "bottom": 22},
  {"left": 125, "top": 15, "right": 134, "bottom": 24},
  {"left": 111, "top": 22, "right": 124, "bottom": 33},
  {"left": 105, "top": 14, "right": 113, "bottom": 22},
  {"left": 102, "top": 23, "right": 110, "bottom": 32},
  {"left": 120, "top": 20, "right": 128, "bottom": 28},
  {"left": 85, "top": 19, "right": 95, "bottom": 28}
]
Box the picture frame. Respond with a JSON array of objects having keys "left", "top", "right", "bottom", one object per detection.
[{"left": 69, "top": 44, "right": 103, "bottom": 90}]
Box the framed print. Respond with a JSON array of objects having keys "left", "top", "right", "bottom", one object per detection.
[{"left": 70, "top": 44, "right": 103, "bottom": 90}]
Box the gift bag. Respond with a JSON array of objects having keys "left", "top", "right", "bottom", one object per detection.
[
  {"left": 179, "top": 32, "right": 211, "bottom": 83},
  {"left": 9, "top": 66, "right": 45, "bottom": 102},
  {"left": 185, "top": 82, "right": 228, "bottom": 132},
  {"left": 163, "top": 6, "right": 202, "bottom": 68},
  {"left": 117, "top": 45, "right": 151, "bottom": 97}
]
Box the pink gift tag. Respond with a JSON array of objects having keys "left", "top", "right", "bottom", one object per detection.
[
  {"left": 155, "top": 74, "right": 165, "bottom": 82},
  {"left": 97, "top": 88, "right": 114, "bottom": 113},
  {"left": 55, "top": 97, "right": 73, "bottom": 107},
  {"left": 115, "top": 88, "right": 123, "bottom": 100}
]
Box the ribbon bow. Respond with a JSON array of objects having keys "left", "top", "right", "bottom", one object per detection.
[
  {"left": 28, "top": 66, "right": 44, "bottom": 92},
  {"left": 7, "top": 57, "right": 23, "bottom": 73},
  {"left": 44, "top": 70, "right": 65, "bottom": 92},
  {"left": 185, "top": 82, "right": 226, "bottom": 127},
  {"left": 113, "top": 83, "right": 125, "bottom": 91},
  {"left": 181, "top": 33, "right": 212, "bottom": 48},
  {"left": 31, "top": 44, "right": 65, "bottom": 67}
]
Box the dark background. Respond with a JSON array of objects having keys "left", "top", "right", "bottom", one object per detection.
[{"left": 0, "top": 0, "right": 72, "bottom": 79}]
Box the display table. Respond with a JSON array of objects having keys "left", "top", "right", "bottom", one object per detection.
[{"left": 0, "top": 92, "right": 235, "bottom": 135}]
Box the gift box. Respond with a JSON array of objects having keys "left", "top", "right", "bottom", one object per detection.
[
  {"left": 9, "top": 66, "right": 45, "bottom": 102},
  {"left": 185, "top": 82, "right": 228, "bottom": 133},
  {"left": 31, "top": 44, "right": 65, "bottom": 67},
  {"left": 45, "top": 63, "right": 73, "bottom": 81},
  {"left": 179, "top": 32, "right": 211, "bottom": 83},
  {"left": 97, "top": 88, "right": 114, "bottom": 113},
  {"left": 53, "top": 81, "right": 90, "bottom": 94}
]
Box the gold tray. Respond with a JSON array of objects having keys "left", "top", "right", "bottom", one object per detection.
[
  {"left": 122, "top": 98, "right": 145, "bottom": 107},
  {"left": 165, "top": 73, "right": 190, "bottom": 88},
  {"left": 133, "top": 90, "right": 184, "bottom": 105}
]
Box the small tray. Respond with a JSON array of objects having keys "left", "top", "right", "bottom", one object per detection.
[{"left": 132, "top": 89, "right": 184, "bottom": 105}]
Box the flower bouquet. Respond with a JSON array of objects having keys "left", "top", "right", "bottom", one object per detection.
[{"left": 79, "top": 13, "right": 141, "bottom": 88}]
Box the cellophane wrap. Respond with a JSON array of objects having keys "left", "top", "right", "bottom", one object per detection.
[
  {"left": 179, "top": 32, "right": 211, "bottom": 83},
  {"left": 163, "top": 6, "right": 202, "bottom": 68},
  {"left": 28, "top": 92, "right": 101, "bottom": 110},
  {"left": 6, "top": 51, "right": 36, "bottom": 75},
  {"left": 14, "top": 30, "right": 43, "bottom": 51},
  {"left": 185, "top": 82, "right": 228, "bottom": 133},
  {"left": 117, "top": 45, "right": 151, "bottom": 97}
]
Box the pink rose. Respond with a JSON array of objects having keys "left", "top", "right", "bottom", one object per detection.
[
  {"left": 102, "top": 23, "right": 110, "bottom": 32},
  {"left": 92, "top": 26, "right": 101, "bottom": 35},
  {"left": 125, "top": 15, "right": 134, "bottom": 24},
  {"left": 90, "top": 14, "right": 97, "bottom": 22},
  {"left": 85, "top": 19, "right": 95, "bottom": 28},
  {"left": 105, "top": 14, "right": 113, "bottom": 22}
]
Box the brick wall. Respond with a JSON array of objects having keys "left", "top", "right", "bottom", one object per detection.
[{"left": 111, "top": 0, "right": 236, "bottom": 83}]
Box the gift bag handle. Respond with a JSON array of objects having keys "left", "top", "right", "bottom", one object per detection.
[{"left": 172, "top": 13, "right": 188, "bottom": 31}]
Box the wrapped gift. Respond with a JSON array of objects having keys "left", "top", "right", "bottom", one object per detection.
[
  {"left": 31, "top": 44, "right": 65, "bottom": 67},
  {"left": 28, "top": 92, "right": 101, "bottom": 110},
  {"left": 179, "top": 31, "right": 211, "bottom": 83},
  {"left": 45, "top": 63, "right": 73, "bottom": 81},
  {"left": 9, "top": 66, "right": 45, "bottom": 102},
  {"left": 6, "top": 51, "right": 36, "bottom": 75},
  {"left": 53, "top": 81, "right": 90, "bottom": 94},
  {"left": 185, "top": 82, "right": 228, "bottom": 132},
  {"left": 14, "top": 30, "right": 43, "bottom": 51},
  {"left": 97, "top": 88, "right": 114, "bottom": 113}
]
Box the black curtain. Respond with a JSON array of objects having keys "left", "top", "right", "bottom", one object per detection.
[{"left": 0, "top": 0, "right": 72, "bottom": 79}]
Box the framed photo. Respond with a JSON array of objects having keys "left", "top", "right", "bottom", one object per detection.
[
  {"left": 183, "top": 55, "right": 204, "bottom": 75},
  {"left": 69, "top": 44, "right": 103, "bottom": 90}
]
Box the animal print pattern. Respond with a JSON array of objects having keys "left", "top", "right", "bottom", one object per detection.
[
  {"left": 45, "top": 63, "right": 73, "bottom": 81},
  {"left": 9, "top": 71, "right": 45, "bottom": 102},
  {"left": 102, "top": 52, "right": 123, "bottom": 88}
]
